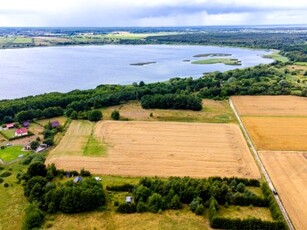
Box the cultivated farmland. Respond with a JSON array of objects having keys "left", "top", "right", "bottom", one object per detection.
[
  {"left": 259, "top": 151, "right": 307, "bottom": 230},
  {"left": 242, "top": 117, "right": 307, "bottom": 151},
  {"left": 232, "top": 95, "right": 307, "bottom": 230},
  {"left": 231, "top": 95, "right": 307, "bottom": 116},
  {"left": 46, "top": 120, "right": 260, "bottom": 179}
]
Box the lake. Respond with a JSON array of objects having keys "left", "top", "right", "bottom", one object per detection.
[{"left": 0, "top": 45, "right": 273, "bottom": 99}]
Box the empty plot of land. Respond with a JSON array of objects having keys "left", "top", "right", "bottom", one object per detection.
[
  {"left": 232, "top": 95, "right": 307, "bottom": 116},
  {"left": 242, "top": 117, "right": 307, "bottom": 151},
  {"left": 259, "top": 151, "right": 307, "bottom": 230},
  {"left": 47, "top": 121, "right": 260, "bottom": 178}
]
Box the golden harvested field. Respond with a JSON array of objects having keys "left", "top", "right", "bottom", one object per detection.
[
  {"left": 101, "top": 100, "right": 236, "bottom": 123},
  {"left": 259, "top": 151, "right": 307, "bottom": 230},
  {"left": 231, "top": 95, "right": 307, "bottom": 116},
  {"left": 242, "top": 117, "right": 307, "bottom": 151},
  {"left": 46, "top": 121, "right": 260, "bottom": 178}
]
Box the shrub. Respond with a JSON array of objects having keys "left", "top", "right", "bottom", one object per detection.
[
  {"left": 22, "top": 203, "right": 45, "bottom": 230},
  {"left": 0, "top": 171, "right": 12, "bottom": 177},
  {"left": 189, "top": 197, "right": 202, "bottom": 212},
  {"left": 111, "top": 110, "right": 120, "bottom": 120},
  {"left": 4, "top": 182, "right": 9, "bottom": 187},
  {"left": 116, "top": 203, "right": 136, "bottom": 213},
  {"left": 195, "top": 204, "right": 205, "bottom": 215},
  {"left": 107, "top": 183, "right": 135, "bottom": 192},
  {"left": 87, "top": 110, "right": 103, "bottom": 122},
  {"left": 136, "top": 201, "right": 148, "bottom": 213},
  {"left": 80, "top": 168, "right": 91, "bottom": 177},
  {"left": 0, "top": 178, "right": 3, "bottom": 184},
  {"left": 148, "top": 193, "right": 164, "bottom": 213}
]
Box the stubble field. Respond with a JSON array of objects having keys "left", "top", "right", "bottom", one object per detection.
[
  {"left": 259, "top": 151, "right": 307, "bottom": 229},
  {"left": 46, "top": 120, "right": 260, "bottom": 179},
  {"left": 232, "top": 95, "right": 307, "bottom": 230}
]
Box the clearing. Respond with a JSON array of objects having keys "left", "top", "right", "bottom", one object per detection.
[
  {"left": 101, "top": 100, "right": 236, "bottom": 123},
  {"left": 46, "top": 120, "right": 260, "bottom": 178},
  {"left": 259, "top": 151, "right": 307, "bottom": 230},
  {"left": 0, "top": 145, "right": 24, "bottom": 162}
]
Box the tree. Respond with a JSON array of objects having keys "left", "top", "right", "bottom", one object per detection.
[
  {"left": 27, "top": 162, "right": 47, "bottom": 178},
  {"left": 111, "top": 110, "right": 120, "bottom": 120},
  {"left": 87, "top": 110, "right": 102, "bottom": 121},
  {"left": 236, "top": 182, "right": 246, "bottom": 193},
  {"left": 170, "top": 194, "right": 182, "bottom": 209},
  {"left": 148, "top": 193, "right": 164, "bottom": 213},
  {"left": 70, "top": 111, "right": 78, "bottom": 119},
  {"left": 30, "top": 140, "right": 40, "bottom": 150}
]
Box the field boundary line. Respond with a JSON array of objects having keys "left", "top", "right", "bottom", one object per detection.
[{"left": 229, "top": 98, "right": 295, "bottom": 230}]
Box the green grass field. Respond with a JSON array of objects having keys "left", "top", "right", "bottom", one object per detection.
[
  {"left": 0, "top": 129, "right": 16, "bottom": 139},
  {"left": 218, "top": 205, "right": 273, "bottom": 221},
  {"left": 0, "top": 163, "right": 28, "bottom": 230},
  {"left": 0, "top": 145, "right": 24, "bottom": 162},
  {"left": 192, "top": 58, "right": 241, "bottom": 65},
  {"left": 263, "top": 51, "right": 289, "bottom": 63}
]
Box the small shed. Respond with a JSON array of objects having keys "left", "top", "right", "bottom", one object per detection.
[
  {"left": 23, "top": 121, "right": 30, "bottom": 127},
  {"left": 6, "top": 123, "right": 15, "bottom": 129},
  {"left": 73, "top": 176, "right": 83, "bottom": 183},
  {"left": 95, "top": 177, "right": 102, "bottom": 181},
  {"left": 126, "top": 196, "right": 132, "bottom": 203},
  {"left": 51, "top": 121, "right": 60, "bottom": 128}
]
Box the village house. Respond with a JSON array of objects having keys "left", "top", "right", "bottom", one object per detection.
[
  {"left": 51, "top": 120, "right": 60, "bottom": 128},
  {"left": 6, "top": 123, "right": 15, "bottom": 129},
  {"left": 23, "top": 121, "right": 30, "bottom": 128},
  {"left": 15, "top": 128, "right": 28, "bottom": 137}
]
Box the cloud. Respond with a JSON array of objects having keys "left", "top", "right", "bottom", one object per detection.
[{"left": 0, "top": 0, "right": 306, "bottom": 26}]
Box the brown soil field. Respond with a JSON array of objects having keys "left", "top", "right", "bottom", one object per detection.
[
  {"left": 46, "top": 121, "right": 260, "bottom": 178},
  {"left": 242, "top": 117, "right": 307, "bottom": 151},
  {"left": 231, "top": 95, "right": 307, "bottom": 116},
  {"left": 101, "top": 100, "right": 236, "bottom": 123},
  {"left": 259, "top": 151, "right": 307, "bottom": 230}
]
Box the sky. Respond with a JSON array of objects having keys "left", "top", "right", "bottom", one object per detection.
[{"left": 0, "top": 0, "right": 306, "bottom": 27}]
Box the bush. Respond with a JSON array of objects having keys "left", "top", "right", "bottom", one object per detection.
[
  {"left": 195, "top": 204, "right": 205, "bottom": 215},
  {"left": 0, "top": 178, "right": 3, "bottom": 184},
  {"left": 30, "top": 140, "right": 40, "bottom": 150},
  {"left": 106, "top": 183, "right": 135, "bottom": 192},
  {"left": 189, "top": 197, "right": 202, "bottom": 212},
  {"left": 22, "top": 203, "right": 45, "bottom": 230},
  {"left": 136, "top": 201, "right": 148, "bottom": 213},
  {"left": 111, "top": 110, "right": 120, "bottom": 120},
  {"left": 80, "top": 168, "right": 91, "bottom": 177},
  {"left": 116, "top": 203, "right": 136, "bottom": 213},
  {"left": 87, "top": 110, "right": 103, "bottom": 122},
  {"left": 148, "top": 193, "right": 164, "bottom": 213},
  {"left": 0, "top": 171, "right": 12, "bottom": 177},
  {"left": 4, "top": 183, "right": 9, "bottom": 188},
  {"left": 170, "top": 194, "right": 182, "bottom": 210}
]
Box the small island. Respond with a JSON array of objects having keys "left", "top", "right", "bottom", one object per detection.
[
  {"left": 191, "top": 58, "right": 242, "bottom": 65},
  {"left": 193, "top": 53, "right": 232, "bottom": 58},
  {"left": 130, "top": 61, "right": 156, "bottom": 66}
]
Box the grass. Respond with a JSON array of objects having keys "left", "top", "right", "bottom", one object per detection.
[
  {"left": 36, "top": 116, "right": 68, "bottom": 127},
  {"left": 0, "top": 163, "right": 28, "bottom": 230},
  {"left": 192, "top": 58, "right": 241, "bottom": 65},
  {"left": 100, "top": 100, "right": 237, "bottom": 124},
  {"left": 0, "top": 145, "right": 24, "bottom": 162},
  {"left": 44, "top": 208, "right": 209, "bottom": 230},
  {"left": 294, "top": 62, "right": 307, "bottom": 66},
  {"left": 218, "top": 205, "right": 273, "bottom": 221},
  {"left": 0, "top": 129, "right": 16, "bottom": 139},
  {"left": 83, "top": 132, "right": 107, "bottom": 156},
  {"left": 263, "top": 51, "right": 289, "bottom": 63}
]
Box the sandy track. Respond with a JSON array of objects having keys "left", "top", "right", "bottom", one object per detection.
[
  {"left": 47, "top": 121, "right": 260, "bottom": 179},
  {"left": 231, "top": 95, "right": 307, "bottom": 116},
  {"left": 259, "top": 151, "right": 307, "bottom": 230}
]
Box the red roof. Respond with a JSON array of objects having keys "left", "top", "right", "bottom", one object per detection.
[
  {"left": 15, "top": 128, "right": 28, "bottom": 135},
  {"left": 6, "top": 123, "right": 15, "bottom": 128}
]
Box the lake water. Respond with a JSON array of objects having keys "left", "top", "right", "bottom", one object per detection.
[{"left": 0, "top": 45, "right": 273, "bottom": 99}]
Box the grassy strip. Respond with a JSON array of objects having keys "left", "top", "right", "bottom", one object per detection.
[
  {"left": 192, "top": 58, "right": 241, "bottom": 65},
  {"left": 263, "top": 51, "right": 289, "bottom": 63},
  {"left": 83, "top": 132, "right": 107, "bottom": 156}
]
